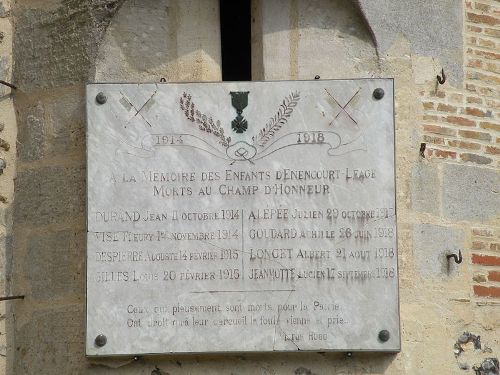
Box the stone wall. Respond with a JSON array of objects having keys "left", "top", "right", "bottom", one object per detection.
[
  {"left": 1, "top": 0, "right": 499, "bottom": 374},
  {"left": 0, "top": 0, "right": 15, "bottom": 373}
]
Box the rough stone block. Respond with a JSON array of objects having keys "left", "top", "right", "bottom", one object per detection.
[
  {"left": 413, "top": 224, "right": 465, "bottom": 278},
  {"left": 442, "top": 163, "right": 499, "bottom": 221},
  {"left": 411, "top": 162, "right": 440, "bottom": 215},
  {"left": 14, "top": 306, "right": 85, "bottom": 375},
  {"left": 26, "top": 230, "right": 84, "bottom": 299},
  {"left": 17, "top": 104, "right": 45, "bottom": 162},
  {"left": 14, "top": 165, "right": 85, "bottom": 226},
  {"left": 359, "top": 0, "right": 464, "bottom": 85},
  {"left": 14, "top": 0, "right": 122, "bottom": 89}
]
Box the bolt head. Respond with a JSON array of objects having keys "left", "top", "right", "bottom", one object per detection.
[
  {"left": 378, "top": 330, "right": 390, "bottom": 342},
  {"left": 373, "top": 88, "right": 385, "bottom": 100},
  {"left": 96, "top": 92, "right": 107, "bottom": 105},
  {"left": 95, "top": 334, "right": 107, "bottom": 347}
]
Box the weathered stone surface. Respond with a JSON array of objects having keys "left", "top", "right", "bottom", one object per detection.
[
  {"left": 27, "top": 230, "right": 84, "bottom": 299},
  {"left": 14, "top": 166, "right": 85, "bottom": 226},
  {"left": 358, "top": 0, "right": 464, "bottom": 85},
  {"left": 413, "top": 224, "right": 465, "bottom": 278},
  {"left": 257, "top": 0, "right": 378, "bottom": 80},
  {"left": 13, "top": 0, "right": 124, "bottom": 89},
  {"left": 16, "top": 103, "right": 45, "bottom": 162},
  {"left": 411, "top": 162, "right": 440, "bottom": 215},
  {"left": 14, "top": 306, "right": 85, "bottom": 375},
  {"left": 442, "top": 163, "right": 499, "bottom": 221},
  {"left": 94, "top": 0, "right": 222, "bottom": 82}
]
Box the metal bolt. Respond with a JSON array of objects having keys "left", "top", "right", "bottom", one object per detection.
[
  {"left": 314, "top": 75, "right": 320, "bottom": 80},
  {"left": 346, "top": 352, "right": 353, "bottom": 357},
  {"left": 373, "top": 88, "right": 385, "bottom": 100},
  {"left": 95, "top": 334, "right": 107, "bottom": 347},
  {"left": 96, "top": 92, "right": 107, "bottom": 105},
  {"left": 378, "top": 330, "right": 390, "bottom": 342}
]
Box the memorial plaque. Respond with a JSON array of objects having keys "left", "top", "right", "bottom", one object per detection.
[{"left": 86, "top": 79, "right": 399, "bottom": 356}]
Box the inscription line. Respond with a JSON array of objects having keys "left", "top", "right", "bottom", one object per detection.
[
  {"left": 190, "top": 289, "right": 296, "bottom": 294},
  {"left": 241, "top": 208, "right": 245, "bottom": 280}
]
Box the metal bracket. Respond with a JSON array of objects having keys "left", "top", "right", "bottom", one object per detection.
[
  {"left": 0, "top": 295, "right": 24, "bottom": 301},
  {"left": 0, "top": 80, "right": 17, "bottom": 90},
  {"left": 446, "top": 250, "right": 463, "bottom": 264}
]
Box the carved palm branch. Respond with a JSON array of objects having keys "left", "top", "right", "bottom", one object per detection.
[
  {"left": 179, "top": 92, "right": 231, "bottom": 148},
  {"left": 253, "top": 91, "right": 300, "bottom": 148}
]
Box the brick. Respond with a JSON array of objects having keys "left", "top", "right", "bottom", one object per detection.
[
  {"left": 423, "top": 115, "right": 440, "bottom": 122},
  {"left": 472, "top": 241, "right": 487, "bottom": 250},
  {"left": 466, "top": 36, "right": 478, "bottom": 45},
  {"left": 466, "top": 107, "right": 492, "bottom": 117},
  {"left": 467, "top": 71, "right": 498, "bottom": 85},
  {"left": 472, "top": 228, "right": 494, "bottom": 237},
  {"left": 475, "top": 71, "right": 500, "bottom": 85},
  {"left": 446, "top": 116, "right": 476, "bottom": 127},
  {"left": 491, "top": 243, "right": 500, "bottom": 252},
  {"left": 484, "top": 28, "right": 500, "bottom": 38},
  {"left": 434, "top": 91, "right": 446, "bottom": 99},
  {"left": 478, "top": 86, "right": 499, "bottom": 97},
  {"left": 447, "top": 140, "right": 481, "bottom": 150},
  {"left": 449, "top": 93, "right": 464, "bottom": 104},
  {"left": 427, "top": 148, "right": 456, "bottom": 159},
  {"left": 467, "top": 59, "right": 483, "bottom": 69},
  {"left": 460, "top": 153, "right": 493, "bottom": 165},
  {"left": 478, "top": 38, "right": 496, "bottom": 49},
  {"left": 467, "top": 96, "right": 483, "bottom": 105},
  {"left": 471, "top": 48, "right": 500, "bottom": 60},
  {"left": 467, "top": 12, "right": 500, "bottom": 26},
  {"left": 423, "top": 135, "right": 445, "bottom": 145},
  {"left": 484, "top": 62, "right": 500, "bottom": 74},
  {"left": 466, "top": 83, "right": 477, "bottom": 92},
  {"left": 488, "top": 271, "right": 500, "bottom": 282},
  {"left": 475, "top": 2, "right": 491, "bottom": 12},
  {"left": 473, "top": 273, "right": 488, "bottom": 283},
  {"left": 473, "top": 285, "right": 500, "bottom": 298},
  {"left": 486, "top": 146, "right": 500, "bottom": 155},
  {"left": 471, "top": 254, "right": 500, "bottom": 267},
  {"left": 467, "top": 25, "right": 483, "bottom": 33},
  {"left": 422, "top": 102, "right": 434, "bottom": 110},
  {"left": 480, "top": 121, "right": 500, "bottom": 132},
  {"left": 485, "top": 99, "right": 500, "bottom": 109},
  {"left": 459, "top": 130, "right": 492, "bottom": 141},
  {"left": 424, "top": 125, "right": 456, "bottom": 136},
  {"left": 437, "top": 103, "right": 457, "bottom": 113}
]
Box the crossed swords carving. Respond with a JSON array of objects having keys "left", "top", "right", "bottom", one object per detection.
[{"left": 323, "top": 88, "right": 361, "bottom": 125}]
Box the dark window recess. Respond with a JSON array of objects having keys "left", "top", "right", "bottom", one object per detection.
[{"left": 220, "top": 0, "right": 251, "bottom": 81}]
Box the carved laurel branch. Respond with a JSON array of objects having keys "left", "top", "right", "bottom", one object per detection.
[
  {"left": 252, "top": 91, "right": 300, "bottom": 148},
  {"left": 179, "top": 92, "right": 231, "bottom": 148}
]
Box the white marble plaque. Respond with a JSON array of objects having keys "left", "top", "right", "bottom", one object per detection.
[{"left": 86, "top": 80, "right": 399, "bottom": 356}]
